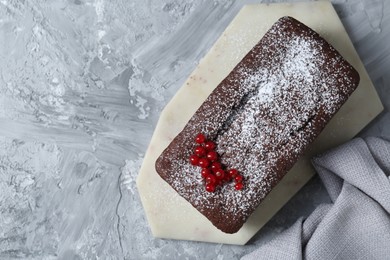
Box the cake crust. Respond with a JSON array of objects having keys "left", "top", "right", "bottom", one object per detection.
[{"left": 155, "top": 16, "right": 360, "bottom": 234}]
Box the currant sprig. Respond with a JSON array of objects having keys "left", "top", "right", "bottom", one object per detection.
[{"left": 189, "top": 133, "right": 244, "bottom": 192}]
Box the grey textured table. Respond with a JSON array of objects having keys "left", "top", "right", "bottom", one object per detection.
[{"left": 0, "top": 0, "right": 388, "bottom": 259}]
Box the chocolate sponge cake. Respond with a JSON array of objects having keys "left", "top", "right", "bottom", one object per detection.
[{"left": 155, "top": 16, "right": 360, "bottom": 234}]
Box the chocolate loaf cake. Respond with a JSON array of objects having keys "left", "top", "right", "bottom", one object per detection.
[{"left": 155, "top": 16, "right": 360, "bottom": 234}]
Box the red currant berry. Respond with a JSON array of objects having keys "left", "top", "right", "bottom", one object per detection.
[
  {"left": 235, "top": 182, "right": 243, "bottom": 190},
  {"left": 195, "top": 133, "right": 206, "bottom": 144},
  {"left": 206, "top": 151, "right": 218, "bottom": 162},
  {"left": 206, "top": 183, "right": 215, "bottom": 192},
  {"left": 205, "top": 141, "right": 216, "bottom": 151},
  {"left": 205, "top": 174, "right": 216, "bottom": 184},
  {"left": 228, "top": 169, "right": 238, "bottom": 178},
  {"left": 189, "top": 155, "right": 200, "bottom": 166},
  {"left": 194, "top": 146, "right": 206, "bottom": 157},
  {"left": 201, "top": 168, "right": 211, "bottom": 178},
  {"left": 211, "top": 162, "right": 222, "bottom": 173},
  {"left": 198, "top": 158, "right": 210, "bottom": 168},
  {"left": 234, "top": 174, "right": 243, "bottom": 183},
  {"left": 215, "top": 169, "right": 225, "bottom": 180}
]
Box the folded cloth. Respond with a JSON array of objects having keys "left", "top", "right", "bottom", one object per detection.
[{"left": 242, "top": 137, "right": 390, "bottom": 260}]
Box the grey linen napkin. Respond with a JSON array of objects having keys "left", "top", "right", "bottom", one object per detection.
[{"left": 242, "top": 137, "right": 390, "bottom": 260}]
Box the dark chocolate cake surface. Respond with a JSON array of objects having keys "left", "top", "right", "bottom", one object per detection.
[{"left": 156, "top": 16, "right": 359, "bottom": 234}]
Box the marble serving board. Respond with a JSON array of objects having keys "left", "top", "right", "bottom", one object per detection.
[{"left": 137, "top": 1, "right": 383, "bottom": 245}]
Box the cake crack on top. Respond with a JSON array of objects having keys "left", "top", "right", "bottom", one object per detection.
[{"left": 156, "top": 16, "right": 360, "bottom": 234}]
